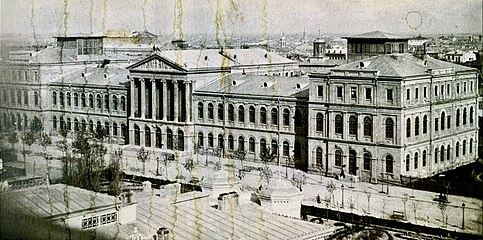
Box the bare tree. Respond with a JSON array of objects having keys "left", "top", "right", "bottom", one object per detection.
[
  {"left": 348, "top": 197, "right": 355, "bottom": 223},
  {"left": 409, "top": 199, "right": 422, "bottom": 224},
  {"left": 7, "top": 131, "right": 18, "bottom": 149},
  {"left": 438, "top": 200, "right": 448, "bottom": 228},
  {"left": 136, "top": 147, "right": 151, "bottom": 175},
  {"left": 160, "top": 153, "right": 172, "bottom": 179},
  {"left": 326, "top": 181, "right": 336, "bottom": 204},
  {"left": 292, "top": 171, "right": 306, "bottom": 191},
  {"left": 183, "top": 157, "right": 195, "bottom": 180},
  {"left": 260, "top": 166, "right": 272, "bottom": 184}
]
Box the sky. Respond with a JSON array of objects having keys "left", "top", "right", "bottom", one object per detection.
[{"left": 1, "top": 0, "right": 482, "bottom": 39}]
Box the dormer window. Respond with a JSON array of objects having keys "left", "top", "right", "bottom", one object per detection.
[
  {"left": 359, "top": 62, "right": 365, "bottom": 68},
  {"left": 264, "top": 53, "right": 268, "bottom": 58},
  {"left": 296, "top": 83, "right": 301, "bottom": 89},
  {"left": 81, "top": 73, "right": 85, "bottom": 77},
  {"left": 103, "top": 74, "right": 108, "bottom": 79},
  {"left": 204, "top": 56, "right": 208, "bottom": 61},
  {"left": 233, "top": 54, "right": 237, "bottom": 59},
  {"left": 232, "top": 81, "right": 237, "bottom": 86},
  {"left": 263, "top": 82, "right": 268, "bottom": 87}
]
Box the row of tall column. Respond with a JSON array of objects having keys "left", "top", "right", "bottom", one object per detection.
[{"left": 130, "top": 78, "right": 192, "bottom": 123}]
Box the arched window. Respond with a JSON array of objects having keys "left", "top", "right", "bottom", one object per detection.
[
  {"left": 104, "top": 122, "right": 110, "bottom": 135},
  {"left": 145, "top": 126, "right": 151, "bottom": 147},
  {"left": 34, "top": 92, "right": 39, "bottom": 106},
  {"left": 260, "top": 107, "right": 267, "bottom": 124},
  {"left": 121, "top": 124, "right": 127, "bottom": 141},
  {"left": 463, "top": 108, "right": 467, "bottom": 125},
  {"left": 316, "top": 147, "right": 323, "bottom": 166},
  {"left": 177, "top": 130, "right": 184, "bottom": 151},
  {"left": 385, "top": 118, "right": 394, "bottom": 138},
  {"left": 423, "top": 115, "right": 428, "bottom": 134},
  {"left": 440, "top": 145, "right": 445, "bottom": 162},
  {"left": 249, "top": 137, "right": 255, "bottom": 153},
  {"left": 335, "top": 149, "right": 342, "bottom": 167},
  {"left": 271, "top": 108, "right": 278, "bottom": 126},
  {"left": 335, "top": 115, "right": 343, "bottom": 134},
  {"left": 197, "top": 132, "right": 203, "bottom": 149},
  {"left": 249, "top": 106, "right": 255, "bottom": 123},
  {"left": 316, "top": 113, "right": 324, "bottom": 132},
  {"left": 18, "top": 114, "right": 23, "bottom": 131},
  {"left": 208, "top": 103, "right": 214, "bottom": 119},
  {"left": 96, "top": 94, "right": 102, "bottom": 109},
  {"left": 218, "top": 104, "right": 224, "bottom": 121},
  {"left": 456, "top": 109, "right": 461, "bottom": 126},
  {"left": 120, "top": 96, "right": 126, "bottom": 111},
  {"left": 113, "top": 95, "right": 118, "bottom": 111},
  {"left": 66, "top": 92, "right": 71, "bottom": 106},
  {"left": 218, "top": 134, "right": 224, "bottom": 150},
  {"left": 238, "top": 136, "right": 245, "bottom": 151},
  {"left": 406, "top": 118, "right": 411, "bottom": 138},
  {"left": 260, "top": 138, "right": 267, "bottom": 155},
  {"left": 422, "top": 150, "right": 427, "bottom": 167},
  {"left": 447, "top": 144, "right": 451, "bottom": 161},
  {"left": 104, "top": 94, "right": 109, "bottom": 111},
  {"left": 363, "top": 152, "right": 371, "bottom": 170},
  {"left": 166, "top": 129, "right": 173, "bottom": 150},
  {"left": 283, "top": 109, "right": 290, "bottom": 126},
  {"left": 349, "top": 116, "right": 357, "bottom": 136},
  {"left": 463, "top": 140, "right": 467, "bottom": 155},
  {"left": 456, "top": 142, "right": 460, "bottom": 157},
  {"left": 470, "top": 106, "right": 474, "bottom": 124},
  {"left": 59, "top": 92, "right": 64, "bottom": 107},
  {"left": 271, "top": 140, "right": 278, "bottom": 155},
  {"left": 386, "top": 155, "right": 393, "bottom": 173},
  {"left": 470, "top": 138, "right": 473, "bottom": 153},
  {"left": 283, "top": 141, "right": 290, "bottom": 157},
  {"left": 208, "top": 133, "right": 214, "bottom": 148},
  {"left": 406, "top": 154, "right": 410, "bottom": 171},
  {"left": 73, "top": 92, "right": 79, "bottom": 107},
  {"left": 415, "top": 116, "right": 420, "bottom": 136},
  {"left": 441, "top": 112, "right": 445, "bottom": 130},
  {"left": 134, "top": 125, "right": 140, "bottom": 145},
  {"left": 88, "top": 94, "right": 94, "bottom": 108},
  {"left": 198, "top": 102, "right": 204, "bottom": 119},
  {"left": 414, "top": 152, "right": 419, "bottom": 169},
  {"left": 74, "top": 119, "right": 80, "bottom": 132},
  {"left": 66, "top": 118, "right": 71, "bottom": 131},
  {"left": 52, "top": 116, "right": 57, "bottom": 130},
  {"left": 52, "top": 91, "right": 57, "bottom": 105},
  {"left": 112, "top": 122, "right": 118, "bottom": 136},
  {"left": 81, "top": 119, "right": 87, "bottom": 131},
  {"left": 228, "top": 104, "right": 235, "bottom": 121},
  {"left": 238, "top": 105, "right": 245, "bottom": 123},
  {"left": 228, "top": 135, "right": 234, "bottom": 150},
  {"left": 434, "top": 148, "right": 439, "bottom": 163},
  {"left": 363, "top": 117, "right": 372, "bottom": 137}
]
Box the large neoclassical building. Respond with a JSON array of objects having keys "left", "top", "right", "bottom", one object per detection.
[{"left": 307, "top": 54, "right": 479, "bottom": 182}]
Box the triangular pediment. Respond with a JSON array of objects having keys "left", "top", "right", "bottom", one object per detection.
[{"left": 127, "top": 54, "right": 187, "bottom": 73}]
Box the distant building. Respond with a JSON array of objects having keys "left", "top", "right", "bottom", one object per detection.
[{"left": 344, "top": 31, "right": 409, "bottom": 63}]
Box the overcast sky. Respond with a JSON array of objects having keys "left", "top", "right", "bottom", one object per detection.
[{"left": 1, "top": 0, "right": 482, "bottom": 38}]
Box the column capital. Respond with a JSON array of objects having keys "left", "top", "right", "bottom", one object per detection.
[
  {"left": 150, "top": 78, "right": 156, "bottom": 82},
  {"left": 140, "top": 78, "right": 146, "bottom": 82}
]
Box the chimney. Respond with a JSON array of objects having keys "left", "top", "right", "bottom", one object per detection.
[
  {"left": 156, "top": 227, "right": 170, "bottom": 240},
  {"left": 217, "top": 192, "right": 239, "bottom": 210},
  {"left": 142, "top": 181, "right": 152, "bottom": 192}
]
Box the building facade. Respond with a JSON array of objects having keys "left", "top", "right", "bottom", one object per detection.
[{"left": 307, "top": 54, "right": 479, "bottom": 182}]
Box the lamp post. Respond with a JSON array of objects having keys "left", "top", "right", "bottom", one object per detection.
[
  {"left": 341, "top": 184, "right": 345, "bottom": 208},
  {"left": 462, "top": 203, "right": 465, "bottom": 229},
  {"left": 156, "top": 157, "right": 160, "bottom": 176}
]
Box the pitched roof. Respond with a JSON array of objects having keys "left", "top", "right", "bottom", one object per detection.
[
  {"left": 0, "top": 184, "right": 118, "bottom": 219},
  {"left": 29, "top": 48, "right": 77, "bottom": 64},
  {"left": 196, "top": 74, "right": 309, "bottom": 98},
  {"left": 221, "top": 48, "right": 297, "bottom": 66},
  {"left": 50, "top": 64, "right": 130, "bottom": 86},
  {"left": 158, "top": 49, "right": 235, "bottom": 70},
  {"left": 134, "top": 191, "right": 334, "bottom": 240},
  {"left": 344, "top": 31, "right": 408, "bottom": 40},
  {"left": 331, "top": 54, "right": 475, "bottom": 77}
]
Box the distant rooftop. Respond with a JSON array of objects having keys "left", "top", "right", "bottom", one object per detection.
[
  {"left": 197, "top": 74, "right": 309, "bottom": 98},
  {"left": 330, "top": 54, "right": 475, "bottom": 77},
  {"left": 344, "top": 31, "right": 408, "bottom": 40}
]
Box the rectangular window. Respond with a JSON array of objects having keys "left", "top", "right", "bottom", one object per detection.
[
  {"left": 441, "top": 85, "right": 444, "bottom": 96},
  {"left": 406, "top": 89, "right": 410, "bottom": 100},
  {"left": 336, "top": 86, "right": 343, "bottom": 98},
  {"left": 435, "top": 86, "right": 438, "bottom": 96},
  {"left": 385, "top": 44, "right": 392, "bottom": 54},
  {"left": 457, "top": 83, "right": 460, "bottom": 93},
  {"left": 365, "top": 88, "right": 371, "bottom": 100},
  {"left": 424, "top": 87, "right": 427, "bottom": 98},
  {"left": 317, "top": 85, "right": 323, "bottom": 97},
  {"left": 350, "top": 87, "right": 357, "bottom": 99},
  {"left": 470, "top": 81, "right": 473, "bottom": 92},
  {"left": 415, "top": 87, "right": 419, "bottom": 99},
  {"left": 387, "top": 89, "right": 393, "bottom": 101},
  {"left": 435, "top": 118, "right": 439, "bottom": 131},
  {"left": 464, "top": 82, "right": 467, "bottom": 92},
  {"left": 447, "top": 84, "right": 450, "bottom": 95},
  {"left": 399, "top": 43, "right": 405, "bottom": 53}
]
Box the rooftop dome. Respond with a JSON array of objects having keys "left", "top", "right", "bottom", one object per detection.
[{"left": 259, "top": 177, "right": 301, "bottom": 198}]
